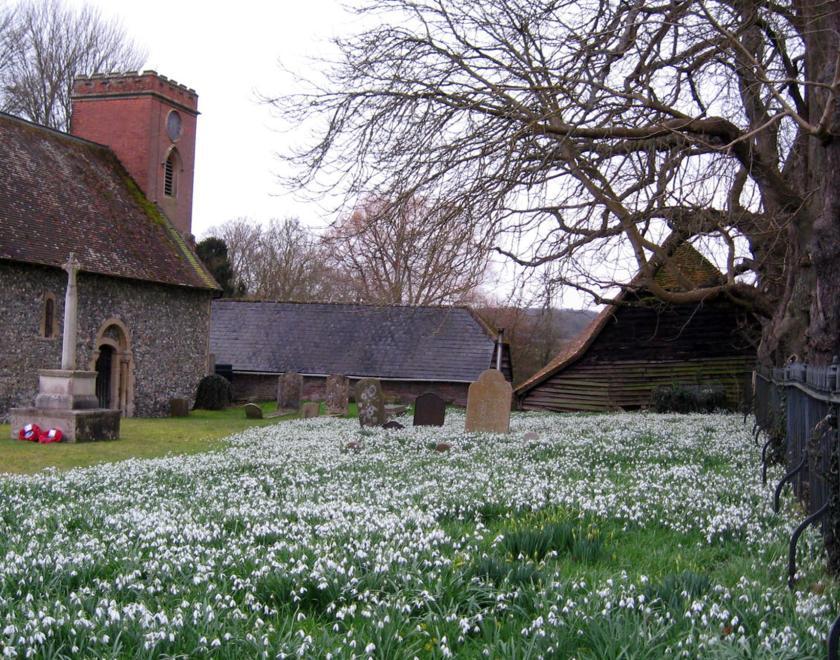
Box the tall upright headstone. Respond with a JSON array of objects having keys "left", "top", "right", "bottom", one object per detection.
[
  {"left": 355, "top": 378, "right": 385, "bottom": 427},
  {"left": 464, "top": 369, "right": 512, "bottom": 433},
  {"left": 413, "top": 392, "right": 446, "bottom": 427},
  {"left": 277, "top": 372, "right": 303, "bottom": 411},
  {"left": 325, "top": 375, "right": 349, "bottom": 415}
]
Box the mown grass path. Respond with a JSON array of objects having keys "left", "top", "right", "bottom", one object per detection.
[{"left": 0, "top": 411, "right": 836, "bottom": 658}]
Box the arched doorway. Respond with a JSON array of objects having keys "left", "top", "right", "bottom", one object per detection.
[
  {"left": 89, "top": 319, "right": 134, "bottom": 417},
  {"left": 95, "top": 345, "right": 114, "bottom": 408}
]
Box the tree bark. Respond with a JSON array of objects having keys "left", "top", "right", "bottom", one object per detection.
[{"left": 804, "top": 3, "right": 840, "bottom": 364}]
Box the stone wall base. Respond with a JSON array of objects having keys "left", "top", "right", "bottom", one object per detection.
[
  {"left": 231, "top": 373, "right": 471, "bottom": 407},
  {"left": 9, "top": 407, "right": 121, "bottom": 442}
]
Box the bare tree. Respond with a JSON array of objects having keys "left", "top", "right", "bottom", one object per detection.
[
  {"left": 272, "top": 1, "right": 840, "bottom": 365},
  {"left": 1, "top": 0, "right": 145, "bottom": 130},
  {"left": 0, "top": 3, "right": 16, "bottom": 77},
  {"left": 207, "top": 217, "right": 261, "bottom": 295},
  {"left": 323, "top": 196, "right": 490, "bottom": 305},
  {"left": 205, "top": 217, "right": 352, "bottom": 302}
]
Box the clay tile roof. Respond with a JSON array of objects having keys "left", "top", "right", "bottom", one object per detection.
[
  {"left": 210, "top": 300, "right": 503, "bottom": 382},
  {"left": 0, "top": 112, "right": 218, "bottom": 290},
  {"left": 514, "top": 243, "right": 722, "bottom": 395}
]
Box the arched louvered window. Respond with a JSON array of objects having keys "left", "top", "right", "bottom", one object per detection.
[{"left": 164, "top": 149, "right": 178, "bottom": 197}]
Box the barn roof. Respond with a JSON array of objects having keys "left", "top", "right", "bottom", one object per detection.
[
  {"left": 0, "top": 112, "right": 217, "bottom": 290},
  {"left": 210, "top": 300, "right": 503, "bottom": 382},
  {"left": 515, "top": 243, "right": 723, "bottom": 395}
]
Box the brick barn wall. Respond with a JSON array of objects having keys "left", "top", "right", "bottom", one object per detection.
[
  {"left": 0, "top": 261, "right": 212, "bottom": 419},
  {"left": 231, "top": 373, "right": 471, "bottom": 407}
]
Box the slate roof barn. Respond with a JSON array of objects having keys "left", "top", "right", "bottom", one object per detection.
[
  {"left": 210, "top": 301, "right": 512, "bottom": 404},
  {"left": 516, "top": 244, "right": 759, "bottom": 412}
]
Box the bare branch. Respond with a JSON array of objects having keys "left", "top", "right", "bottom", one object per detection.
[{"left": 0, "top": 0, "right": 146, "bottom": 130}]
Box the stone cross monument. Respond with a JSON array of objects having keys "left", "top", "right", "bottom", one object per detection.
[
  {"left": 9, "top": 254, "right": 121, "bottom": 442},
  {"left": 61, "top": 253, "right": 80, "bottom": 370}
]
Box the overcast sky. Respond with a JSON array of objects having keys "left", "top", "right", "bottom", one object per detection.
[
  {"left": 59, "top": 0, "right": 601, "bottom": 308},
  {"left": 66, "top": 0, "right": 356, "bottom": 239}
]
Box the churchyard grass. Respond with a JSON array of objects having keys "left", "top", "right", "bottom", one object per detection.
[
  {"left": 0, "top": 411, "right": 837, "bottom": 657},
  {"left": 0, "top": 402, "right": 296, "bottom": 475}
]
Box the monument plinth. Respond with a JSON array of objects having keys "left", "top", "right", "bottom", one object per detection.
[
  {"left": 34, "top": 369, "right": 99, "bottom": 410},
  {"left": 9, "top": 253, "right": 121, "bottom": 442}
]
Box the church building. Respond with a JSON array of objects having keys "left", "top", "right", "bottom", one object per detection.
[{"left": 0, "top": 71, "right": 218, "bottom": 419}]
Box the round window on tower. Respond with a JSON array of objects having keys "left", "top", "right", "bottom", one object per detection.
[{"left": 166, "top": 110, "right": 182, "bottom": 141}]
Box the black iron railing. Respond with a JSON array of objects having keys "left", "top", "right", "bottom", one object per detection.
[{"left": 753, "top": 360, "right": 840, "bottom": 657}]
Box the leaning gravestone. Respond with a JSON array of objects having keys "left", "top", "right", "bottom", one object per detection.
[
  {"left": 277, "top": 372, "right": 303, "bottom": 411},
  {"left": 465, "top": 369, "right": 512, "bottom": 433},
  {"left": 244, "top": 403, "right": 263, "bottom": 419},
  {"left": 355, "top": 378, "right": 386, "bottom": 427},
  {"left": 301, "top": 402, "right": 320, "bottom": 418},
  {"left": 325, "top": 375, "right": 349, "bottom": 415},
  {"left": 413, "top": 392, "right": 446, "bottom": 427}
]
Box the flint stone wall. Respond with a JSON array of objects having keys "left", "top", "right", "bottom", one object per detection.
[{"left": 0, "top": 261, "right": 212, "bottom": 419}]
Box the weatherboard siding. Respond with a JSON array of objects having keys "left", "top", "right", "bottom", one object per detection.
[
  {"left": 586, "top": 299, "right": 756, "bottom": 362},
  {"left": 519, "top": 356, "right": 754, "bottom": 412},
  {"left": 518, "top": 297, "right": 758, "bottom": 412}
]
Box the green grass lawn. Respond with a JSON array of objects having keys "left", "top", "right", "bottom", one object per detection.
[{"left": 0, "top": 401, "right": 315, "bottom": 475}]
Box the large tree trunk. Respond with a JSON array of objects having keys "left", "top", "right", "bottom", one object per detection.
[
  {"left": 758, "top": 3, "right": 840, "bottom": 366},
  {"left": 804, "top": 3, "right": 840, "bottom": 365}
]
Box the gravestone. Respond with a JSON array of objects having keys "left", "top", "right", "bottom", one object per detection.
[
  {"left": 325, "top": 375, "right": 349, "bottom": 415},
  {"left": 382, "top": 420, "right": 404, "bottom": 430},
  {"left": 169, "top": 398, "right": 189, "bottom": 417},
  {"left": 301, "top": 402, "right": 320, "bottom": 418},
  {"left": 465, "top": 369, "right": 512, "bottom": 433},
  {"left": 277, "top": 372, "right": 303, "bottom": 411},
  {"left": 244, "top": 403, "right": 263, "bottom": 419},
  {"left": 384, "top": 404, "right": 408, "bottom": 419},
  {"left": 355, "top": 378, "right": 385, "bottom": 427},
  {"left": 413, "top": 392, "right": 446, "bottom": 427}
]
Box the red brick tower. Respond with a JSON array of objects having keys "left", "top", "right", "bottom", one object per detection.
[{"left": 70, "top": 70, "right": 199, "bottom": 237}]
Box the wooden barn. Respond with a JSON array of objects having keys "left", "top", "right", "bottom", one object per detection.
[{"left": 516, "top": 245, "right": 759, "bottom": 412}]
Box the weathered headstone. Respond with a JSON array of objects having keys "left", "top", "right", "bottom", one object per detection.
[
  {"left": 325, "top": 375, "right": 349, "bottom": 415},
  {"left": 169, "top": 397, "right": 189, "bottom": 417},
  {"left": 355, "top": 378, "right": 385, "bottom": 427},
  {"left": 301, "top": 402, "right": 320, "bottom": 418},
  {"left": 413, "top": 392, "right": 446, "bottom": 427},
  {"left": 465, "top": 369, "right": 512, "bottom": 433},
  {"left": 244, "top": 403, "right": 263, "bottom": 419},
  {"left": 382, "top": 420, "right": 404, "bottom": 430},
  {"left": 384, "top": 404, "right": 408, "bottom": 419},
  {"left": 277, "top": 372, "right": 303, "bottom": 411}
]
